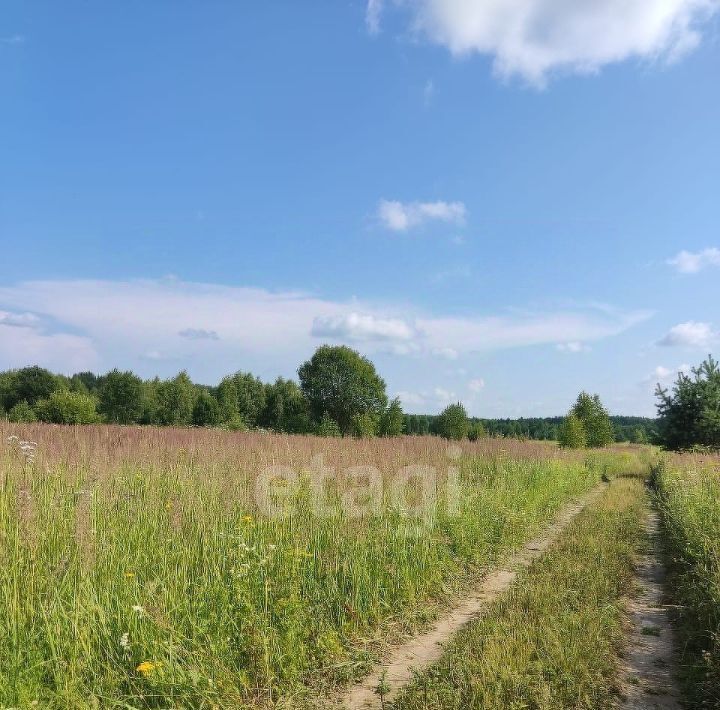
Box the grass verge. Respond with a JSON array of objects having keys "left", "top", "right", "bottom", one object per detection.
[
  {"left": 392, "top": 476, "right": 646, "bottom": 710},
  {"left": 653, "top": 455, "right": 720, "bottom": 707}
]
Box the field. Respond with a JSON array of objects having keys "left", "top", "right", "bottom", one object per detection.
[
  {"left": 0, "top": 422, "right": 655, "bottom": 708},
  {"left": 653, "top": 452, "right": 720, "bottom": 707}
]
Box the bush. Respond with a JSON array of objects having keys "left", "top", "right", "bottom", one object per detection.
[
  {"left": 350, "top": 411, "right": 379, "bottom": 438},
  {"left": 467, "top": 421, "right": 486, "bottom": 441},
  {"left": 315, "top": 413, "right": 341, "bottom": 437},
  {"left": 192, "top": 391, "right": 221, "bottom": 427},
  {"left": 436, "top": 403, "right": 470, "bottom": 440},
  {"left": 8, "top": 401, "right": 38, "bottom": 423},
  {"left": 35, "top": 390, "right": 99, "bottom": 424},
  {"left": 559, "top": 413, "right": 587, "bottom": 449},
  {"left": 378, "top": 398, "right": 404, "bottom": 436}
]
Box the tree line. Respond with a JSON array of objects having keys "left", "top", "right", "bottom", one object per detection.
[
  {"left": 0, "top": 346, "right": 406, "bottom": 437},
  {"left": 404, "top": 412, "right": 656, "bottom": 444}
]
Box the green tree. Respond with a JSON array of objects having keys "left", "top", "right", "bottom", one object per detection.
[
  {"left": 35, "top": 390, "right": 99, "bottom": 424},
  {"left": 378, "top": 397, "right": 404, "bottom": 436},
  {"left": 260, "top": 378, "right": 310, "bottom": 433},
  {"left": 656, "top": 355, "right": 720, "bottom": 450},
  {"left": 155, "top": 371, "right": 196, "bottom": 426},
  {"left": 315, "top": 412, "right": 341, "bottom": 437},
  {"left": 436, "top": 402, "right": 470, "bottom": 440},
  {"left": 350, "top": 411, "right": 379, "bottom": 438},
  {"left": 7, "top": 400, "right": 38, "bottom": 423},
  {"left": 216, "top": 372, "right": 266, "bottom": 428},
  {"left": 298, "top": 345, "right": 388, "bottom": 435},
  {"left": 467, "top": 420, "right": 486, "bottom": 441},
  {"left": 558, "top": 413, "right": 587, "bottom": 449},
  {"left": 192, "top": 390, "right": 221, "bottom": 426},
  {"left": 4, "top": 366, "right": 58, "bottom": 409},
  {"left": 98, "top": 369, "right": 145, "bottom": 424},
  {"left": 570, "top": 392, "right": 614, "bottom": 448}
]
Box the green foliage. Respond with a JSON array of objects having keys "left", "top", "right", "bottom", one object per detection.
[
  {"left": 656, "top": 355, "right": 720, "bottom": 451},
  {"left": 654, "top": 460, "right": 720, "bottom": 704},
  {"left": 570, "top": 392, "right": 614, "bottom": 448},
  {"left": 221, "top": 414, "right": 247, "bottom": 432},
  {"left": 558, "top": 413, "right": 587, "bottom": 449},
  {"left": 98, "top": 369, "right": 145, "bottom": 424},
  {"left": 216, "top": 372, "right": 266, "bottom": 428},
  {"left": 467, "top": 420, "right": 486, "bottom": 442},
  {"left": 378, "top": 397, "right": 404, "bottom": 436},
  {"left": 315, "top": 412, "right": 341, "bottom": 437},
  {"left": 35, "top": 390, "right": 99, "bottom": 424},
  {"left": 155, "top": 371, "right": 196, "bottom": 426},
  {"left": 350, "top": 411, "right": 379, "bottom": 438},
  {"left": 436, "top": 402, "right": 470, "bottom": 440},
  {"left": 4, "top": 366, "right": 58, "bottom": 410},
  {"left": 261, "top": 378, "right": 310, "bottom": 433},
  {"left": 192, "top": 390, "right": 221, "bottom": 427},
  {"left": 298, "top": 345, "right": 388, "bottom": 435},
  {"left": 7, "top": 400, "right": 38, "bottom": 423}
]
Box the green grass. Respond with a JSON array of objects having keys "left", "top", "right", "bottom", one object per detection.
[
  {"left": 0, "top": 425, "right": 649, "bottom": 708},
  {"left": 653, "top": 456, "right": 720, "bottom": 707},
  {"left": 393, "top": 476, "right": 646, "bottom": 710}
]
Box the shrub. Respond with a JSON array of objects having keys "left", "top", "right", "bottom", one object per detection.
[
  {"left": 35, "top": 390, "right": 99, "bottom": 424},
  {"left": 436, "top": 403, "right": 470, "bottom": 440},
  {"left": 7, "top": 400, "right": 38, "bottom": 423},
  {"left": 559, "top": 413, "right": 587, "bottom": 449}
]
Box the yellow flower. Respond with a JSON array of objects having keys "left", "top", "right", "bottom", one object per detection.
[
  {"left": 136, "top": 660, "right": 160, "bottom": 675},
  {"left": 124, "top": 572, "right": 135, "bottom": 579},
  {"left": 241, "top": 515, "right": 253, "bottom": 524}
]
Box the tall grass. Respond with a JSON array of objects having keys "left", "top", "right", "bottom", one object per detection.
[
  {"left": 0, "top": 423, "right": 647, "bottom": 708},
  {"left": 394, "top": 476, "right": 646, "bottom": 709},
  {"left": 653, "top": 453, "right": 720, "bottom": 707}
]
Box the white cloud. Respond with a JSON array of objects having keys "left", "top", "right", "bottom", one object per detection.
[
  {"left": 667, "top": 247, "right": 720, "bottom": 273},
  {"left": 178, "top": 328, "right": 220, "bottom": 341},
  {"left": 557, "top": 341, "right": 590, "bottom": 353},
  {"left": 643, "top": 363, "right": 693, "bottom": 386},
  {"left": 657, "top": 321, "right": 716, "bottom": 347},
  {"left": 366, "top": 0, "right": 383, "bottom": 34},
  {"left": 396, "top": 390, "right": 426, "bottom": 407},
  {"left": 312, "top": 312, "right": 415, "bottom": 342},
  {"left": 468, "top": 378, "right": 485, "bottom": 393},
  {"left": 418, "top": 307, "right": 650, "bottom": 354},
  {"left": 433, "top": 387, "right": 457, "bottom": 405},
  {"left": 0, "top": 279, "right": 650, "bottom": 381},
  {"left": 377, "top": 199, "right": 467, "bottom": 231},
  {"left": 431, "top": 346, "right": 458, "bottom": 360},
  {"left": 0, "top": 310, "right": 39, "bottom": 327},
  {"left": 653, "top": 365, "right": 673, "bottom": 380},
  {"left": 370, "top": 0, "right": 719, "bottom": 86},
  {"left": 0, "top": 324, "right": 97, "bottom": 373}
]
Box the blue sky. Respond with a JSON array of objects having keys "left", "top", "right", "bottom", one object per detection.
[{"left": 1, "top": 1, "right": 719, "bottom": 417}]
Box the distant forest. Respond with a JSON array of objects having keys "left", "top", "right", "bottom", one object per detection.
[
  {"left": 0, "top": 359, "right": 657, "bottom": 443},
  {"left": 404, "top": 414, "right": 657, "bottom": 444}
]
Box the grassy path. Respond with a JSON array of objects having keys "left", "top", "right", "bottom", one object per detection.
[
  {"left": 619, "top": 508, "right": 680, "bottom": 709},
  {"left": 340, "top": 482, "right": 609, "bottom": 709},
  {"left": 376, "top": 476, "right": 646, "bottom": 710}
]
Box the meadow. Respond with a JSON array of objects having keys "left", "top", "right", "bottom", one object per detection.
[
  {"left": 0, "top": 423, "right": 646, "bottom": 708},
  {"left": 653, "top": 452, "right": 720, "bottom": 707}
]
